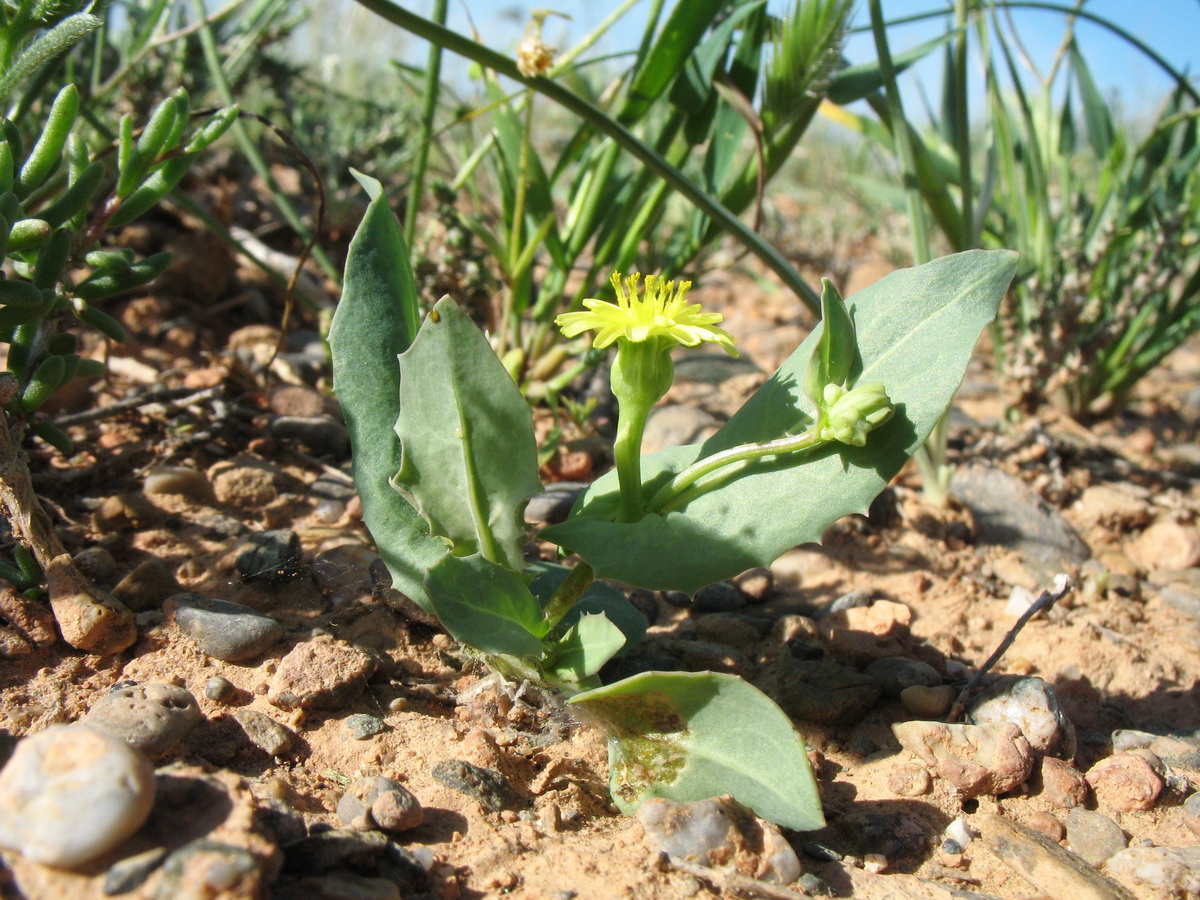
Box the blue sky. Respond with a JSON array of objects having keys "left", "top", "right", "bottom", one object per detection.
[{"left": 440, "top": 1, "right": 1197, "bottom": 114}]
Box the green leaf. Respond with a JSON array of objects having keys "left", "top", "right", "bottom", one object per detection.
[
  {"left": 423, "top": 553, "right": 546, "bottom": 658},
  {"left": 546, "top": 613, "right": 627, "bottom": 684},
  {"left": 544, "top": 250, "right": 1017, "bottom": 593},
  {"left": 527, "top": 562, "right": 647, "bottom": 653},
  {"left": 572, "top": 671, "right": 824, "bottom": 831},
  {"left": 395, "top": 296, "right": 542, "bottom": 571},
  {"left": 827, "top": 24, "right": 964, "bottom": 105},
  {"left": 330, "top": 173, "right": 447, "bottom": 607}
]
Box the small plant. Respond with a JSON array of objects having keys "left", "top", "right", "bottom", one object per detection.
[{"left": 330, "top": 173, "right": 1016, "bottom": 829}]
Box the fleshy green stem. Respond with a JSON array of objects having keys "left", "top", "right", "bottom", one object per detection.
[
  {"left": 649, "top": 428, "right": 827, "bottom": 514},
  {"left": 614, "top": 398, "right": 653, "bottom": 522},
  {"left": 542, "top": 561, "right": 595, "bottom": 633}
]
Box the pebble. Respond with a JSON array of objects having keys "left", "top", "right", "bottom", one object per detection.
[
  {"left": 72, "top": 546, "right": 119, "bottom": 586},
  {"left": 978, "top": 815, "right": 1136, "bottom": 900},
  {"left": 268, "top": 638, "right": 376, "bottom": 710},
  {"left": 269, "top": 414, "right": 350, "bottom": 458},
  {"left": 1037, "top": 756, "right": 1090, "bottom": 808},
  {"left": 967, "top": 675, "right": 1076, "bottom": 758},
  {"left": 312, "top": 544, "right": 378, "bottom": 606},
  {"left": 691, "top": 581, "right": 746, "bottom": 613},
  {"left": 0, "top": 724, "right": 155, "bottom": 868},
  {"left": 732, "top": 567, "right": 773, "bottom": 601},
  {"left": 103, "top": 846, "right": 168, "bottom": 895},
  {"left": 1184, "top": 792, "right": 1200, "bottom": 837},
  {"left": 818, "top": 600, "right": 914, "bottom": 663},
  {"left": 814, "top": 589, "right": 873, "bottom": 618},
  {"left": 93, "top": 491, "right": 160, "bottom": 534},
  {"left": 337, "top": 776, "right": 425, "bottom": 832},
  {"left": 280, "top": 829, "right": 426, "bottom": 893},
  {"left": 190, "top": 511, "right": 247, "bottom": 540},
  {"left": 1105, "top": 846, "right": 1200, "bottom": 899},
  {"left": 212, "top": 464, "right": 278, "bottom": 507},
  {"left": 1127, "top": 520, "right": 1200, "bottom": 572},
  {"left": 143, "top": 465, "right": 215, "bottom": 502},
  {"left": 110, "top": 558, "right": 184, "bottom": 613},
  {"left": 46, "top": 553, "right": 137, "bottom": 654},
  {"left": 900, "top": 684, "right": 956, "bottom": 718},
  {"left": 346, "top": 713, "right": 387, "bottom": 740},
  {"left": 693, "top": 612, "right": 771, "bottom": 650},
  {"left": 1086, "top": 753, "right": 1164, "bottom": 811},
  {"left": 234, "top": 708, "right": 294, "bottom": 757},
  {"left": 771, "top": 657, "right": 881, "bottom": 723},
  {"left": 641, "top": 404, "right": 721, "bottom": 454},
  {"left": 152, "top": 839, "right": 261, "bottom": 899},
  {"left": 1070, "top": 485, "right": 1153, "bottom": 532},
  {"left": 290, "top": 871, "right": 402, "bottom": 899},
  {"left": 82, "top": 682, "right": 203, "bottom": 758},
  {"left": 1027, "top": 811, "right": 1066, "bottom": 843},
  {"left": 432, "top": 759, "right": 518, "bottom": 812},
  {"left": 637, "top": 796, "right": 800, "bottom": 884},
  {"left": 205, "top": 675, "right": 236, "bottom": 703},
  {"left": 1065, "top": 809, "right": 1127, "bottom": 868},
  {"left": 865, "top": 657, "right": 943, "bottom": 698},
  {"left": 888, "top": 762, "right": 932, "bottom": 796},
  {"left": 236, "top": 529, "right": 304, "bottom": 584},
  {"left": 269, "top": 383, "right": 330, "bottom": 417},
  {"left": 524, "top": 482, "right": 586, "bottom": 525},
  {"left": 892, "top": 720, "right": 1035, "bottom": 797},
  {"left": 951, "top": 463, "right": 1091, "bottom": 581},
  {"left": 164, "top": 593, "right": 284, "bottom": 662}
]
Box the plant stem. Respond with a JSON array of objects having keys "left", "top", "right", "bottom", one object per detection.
[
  {"left": 649, "top": 428, "right": 826, "bottom": 514},
  {"left": 542, "top": 561, "right": 594, "bottom": 632},
  {"left": 613, "top": 397, "right": 652, "bottom": 522},
  {"left": 404, "top": 0, "right": 446, "bottom": 248}
]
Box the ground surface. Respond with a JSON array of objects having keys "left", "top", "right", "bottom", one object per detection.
[{"left": 0, "top": 232, "right": 1199, "bottom": 899}]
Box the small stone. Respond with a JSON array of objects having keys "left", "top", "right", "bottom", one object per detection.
[
  {"left": 233, "top": 709, "right": 294, "bottom": 757},
  {"left": 524, "top": 482, "right": 586, "bottom": 525},
  {"left": 268, "top": 638, "right": 376, "bottom": 710},
  {"left": 968, "top": 675, "right": 1076, "bottom": 758},
  {"left": 900, "top": 684, "right": 956, "bottom": 718},
  {"left": 346, "top": 714, "right": 387, "bottom": 740},
  {"left": 1105, "top": 846, "right": 1200, "bottom": 899},
  {"left": 1065, "top": 809, "right": 1127, "bottom": 868},
  {"left": 236, "top": 530, "right": 303, "bottom": 584},
  {"left": 693, "top": 612, "right": 770, "bottom": 651},
  {"left": 732, "top": 567, "right": 773, "bottom": 601},
  {"left": 1026, "top": 811, "right": 1065, "bottom": 843},
  {"left": 269, "top": 414, "right": 350, "bottom": 458},
  {"left": 979, "top": 815, "right": 1136, "bottom": 900},
  {"left": 152, "top": 839, "right": 261, "bottom": 899},
  {"left": 338, "top": 776, "right": 424, "bottom": 832},
  {"left": 865, "top": 657, "right": 943, "bottom": 698},
  {"left": 93, "top": 492, "right": 159, "bottom": 534},
  {"left": 1127, "top": 520, "right": 1200, "bottom": 572},
  {"left": 45, "top": 553, "right": 136, "bottom": 654},
  {"left": 1037, "top": 756, "right": 1090, "bottom": 809},
  {"left": 110, "top": 558, "right": 184, "bottom": 613},
  {"left": 945, "top": 817, "right": 976, "bottom": 849},
  {"left": 82, "top": 682, "right": 203, "bottom": 758},
  {"left": 637, "top": 796, "right": 800, "bottom": 884},
  {"left": 888, "top": 763, "right": 931, "bottom": 796},
  {"left": 103, "top": 846, "right": 168, "bottom": 895},
  {"left": 205, "top": 675, "right": 236, "bottom": 703},
  {"left": 165, "top": 593, "right": 284, "bottom": 662},
  {"left": 892, "top": 720, "right": 1035, "bottom": 797},
  {"left": 432, "top": 759, "right": 518, "bottom": 813},
  {"left": 72, "top": 546, "right": 119, "bottom": 586},
  {"left": 1086, "top": 753, "right": 1164, "bottom": 811},
  {"left": 269, "top": 384, "right": 330, "bottom": 417},
  {"left": 280, "top": 828, "right": 425, "bottom": 892},
  {"left": 312, "top": 544, "right": 378, "bottom": 606},
  {"left": 1070, "top": 485, "right": 1152, "bottom": 532},
  {"left": 0, "top": 724, "right": 155, "bottom": 868},
  {"left": 819, "top": 600, "right": 914, "bottom": 663},
  {"left": 210, "top": 460, "right": 279, "bottom": 507},
  {"left": 1184, "top": 792, "right": 1200, "bottom": 837},
  {"left": 692, "top": 581, "right": 745, "bottom": 613},
  {"left": 814, "top": 589, "right": 873, "bottom": 618},
  {"left": 770, "top": 657, "right": 881, "bottom": 724},
  {"left": 641, "top": 404, "right": 720, "bottom": 454},
  {"left": 143, "top": 465, "right": 214, "bottom": 501}
]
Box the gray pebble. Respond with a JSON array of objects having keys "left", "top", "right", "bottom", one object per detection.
[
  {"left": 796, "top": 873, "right": 833, "bottom": 896},
  {"left": 432, "top": 759, "right": 518, "bottom": 812},
  {"left": 1065, "top": 808, "right": 1127, "bottom": 867},
  {"left": 524, "top": 482, "right": 586, "bottom": 525},
  {"left": 205, "top": 675, "right": 236, "bottom": 703},
  {"left": 865, "top": 657, "right": 943, "bottom": 698},
  {"left": 152, "top": 839, "right": 260, "bottom": 900},
  {"left": 337, "top": 776, "right": 424, "bottom": 832},
  {"left": 312, "top": 544, "right": 378, "bottom": 606},
  {"left": 143, "top": 465, "right": 214, "bottom": 501},
  {"left": 104, "top": 846, "right": 168, "bottom": 895},
  {"left": 642, "top": 404, "right": 721, "bottom": 453},
  {"left": 661, "top": 590, "right": 692, "bottom": 608},
  {"left": 968, "top": 675, "right": 1076, "bottom": 759},
  {"left": 1183, "top": 792, "right": 1200, "bottom": 836},
  {"left": 1106, "top": 846, "right": 1200, "bottom": 898},
  {"left": 111, "top": 558, "right": 183, "bottom": 612},
  {"left": 191, "top": 512, "right": 246, "bottom": 540},
  {"left": 281, "top": 829, "right": 425, "bottom": 889},
  {"left": 814, "top": 589, "right": 873, "bottom": 619},
  {"left": 692, "top": 580, "right": 745, "bottom": 613},
  {"left": 164, "top": 593, "right": 284, "bottom": 662},
  {"left": 72, "top": 546, "right": 119, "bottom": 586},
  {"left": 771, "top": 657, "right": 881, "bottom": 723},
  {"left": 346, "top": 714, "right": 387, "bottom": 740},
  {"left": 236, "top": 529, "right": 303, "bottom": 584},
  {"left": 269, "top": 414, "right": 350, "bottom": 458},
  {"left": 290, "top": 870, "right": 401, "bottom": 899},
  {"left": 82, "top": 682, "right": 203, "bottom": 758},
  {"left": 234, "top": 709, "right": 294, "bottom": 757},
  {"left": 693, "top": 612, "right": 771, "bottom": 651},
  {"left": 0, "top": 725, "right": 156, "bottom": 868},
  {"left": 312, "top": 474, "right": 358, "bottom": 502}
]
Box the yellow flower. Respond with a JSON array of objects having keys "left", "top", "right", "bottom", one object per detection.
[{"left": 556, "top": 272, "right": 738, "bottom": 356}]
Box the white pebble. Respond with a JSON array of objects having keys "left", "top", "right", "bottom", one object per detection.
[
  {"left": 0, "top": 725, "right": 155, "bottom": 868},
  {"left": 945, "top": 817, "right": 976, "bottom": 849}
]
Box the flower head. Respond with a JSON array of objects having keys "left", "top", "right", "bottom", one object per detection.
[
  {"left": 556, "top": 271, "right": 738, "bottom": 357},
  {"left": 818, "top": 381, "right": 894, "bottom": 447}
]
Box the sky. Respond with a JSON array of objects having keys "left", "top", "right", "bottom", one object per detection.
[{"left": 410, "top": 0, "right": 1199, "bottom": 115}]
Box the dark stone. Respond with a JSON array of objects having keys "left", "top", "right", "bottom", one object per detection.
[
  {"left": 165, "top": 593, "right": 284, "bottom": 662},
  {"left": 104, "top": 847, "right": 167, "bottom": 895},
  {"left": 864, "top": 657, "right": 943, "bottom": 698},
  {"left": 771, "top": 657, "right": 881, "bottom": 724},
  {"left": 345, "top": 714, "right": 387, "bottom": 740},
  {"left": 269, "top": 414, "right": 350, "bottom": 458},
  {"left": 692, "top": 581, "right": 745, "bottom": 613},
  {"left": 431, "top": 759, "right": 518, "bottom": 812},
  {"left": 236, "top": 530, "right": 304, "bottom": 584},
  {"left": 524, "top": 482, "right": 587, "bottom": 525}
]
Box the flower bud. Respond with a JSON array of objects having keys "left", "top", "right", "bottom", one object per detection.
[{"left": 818, "top": 381, "right": 894, "bottom": 447}]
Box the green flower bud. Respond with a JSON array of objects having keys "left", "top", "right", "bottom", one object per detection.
[{"left": 818, "top": 381, "right": 894, "bottom": 447}]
